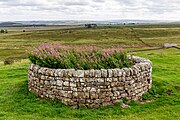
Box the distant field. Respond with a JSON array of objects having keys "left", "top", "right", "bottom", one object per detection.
[{"left": 0, "top": 23, "right": 180, "bottom": 60}]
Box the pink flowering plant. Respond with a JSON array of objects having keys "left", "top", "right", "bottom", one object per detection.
[{"left": 28, "top": 43, "right": 134, "bottom": 70}]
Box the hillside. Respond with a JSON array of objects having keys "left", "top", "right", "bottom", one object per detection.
[{"left": 0, "top": 22, "right": 22, "bottom": 27}]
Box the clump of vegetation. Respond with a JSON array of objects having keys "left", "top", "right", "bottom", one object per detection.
[
  {"left": 4, "top": 58, "right": 14, "bottom": 65},
  {"left": 0, "top": 29, "right": 5, "bottom": 33},
  {"left": 0, "top": 29, "right": 8, "bottom": 33},
  {"left": 28, "top": 43, "right": 134, "bottom": 70}
]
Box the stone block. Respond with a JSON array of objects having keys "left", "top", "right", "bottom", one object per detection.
[
  {"left": 101, "top": 69, "right": 108, "bottom": 77},
  {"left": 95, "top": 70, "right": 101, "bottom": 77},
  {"left": 108, "top": 69, "right": 113, "bottom": 77}
]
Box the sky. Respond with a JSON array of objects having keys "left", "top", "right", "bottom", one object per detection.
[{"left": 0, "top": 0, "right": 180, "bottom": 21}]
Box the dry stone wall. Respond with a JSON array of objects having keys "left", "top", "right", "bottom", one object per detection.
[{"left": 28, "top": 56, "right": 152, "bottom": 108}]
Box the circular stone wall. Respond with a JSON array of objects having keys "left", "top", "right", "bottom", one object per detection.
[{"left": 28, "top": 56, "right": 152, "bottom": 108}]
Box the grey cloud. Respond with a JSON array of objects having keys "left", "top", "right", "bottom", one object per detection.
[
  {"left": 92, "top": 0, "right": 105, "bottom": 3},
  {"left": 0, "top": 0, "right": 44, "bottom": 7},
  {"left": 63, "top": 0, "right": 89, "bottom": 6},
  {"left": 113, "top": 0, "right": 140, "bottom": 6},
  {"left": 0, "top": 0, "right": 180, "bottom": 21}
]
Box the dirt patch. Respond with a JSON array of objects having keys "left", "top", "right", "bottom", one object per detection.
[
  {"left": 166, "top": 90, "right": 172, "bottom": 95},
  {"left": 175, "top": 86, "right": 180, "bottom": 91}
]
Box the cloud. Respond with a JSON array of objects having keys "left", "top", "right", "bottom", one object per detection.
[
  {"left": 0, "top": 0, "right": 179, "bottom": 21},
  {"left": 92, "top": 0, "right": 105, "bottom": 3},
  {"left": 63, "top": 0, "right": 89, "bottom": 6}
]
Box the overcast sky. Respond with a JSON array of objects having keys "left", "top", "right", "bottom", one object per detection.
[{"left": 0, "top": 0, "right": 180, "bottom": 21}]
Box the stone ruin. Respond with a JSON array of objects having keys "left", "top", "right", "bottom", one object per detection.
[{"left": 28, "top": 56, "right": 152, "bottom": 108}]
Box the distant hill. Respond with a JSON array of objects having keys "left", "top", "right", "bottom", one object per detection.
[
  {"left": 0, "top": 22, "right": 46, "bottom": 27},
  {"left": 0, "top": 20, "right": 179, "bottom": 27},
  {"left": 15, "top": 20, "right": 178, "bottom": 26},
  {"left": 0, "top": 22, "right": 22, "bottom": 27}
]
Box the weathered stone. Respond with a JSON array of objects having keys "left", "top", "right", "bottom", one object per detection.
[
  {"left": 102, "top": 102, "right": 113, "bottom": 107},
  {"left": 69, "top": 78, "right": 75, "bottom": 82},
  {"left": 50, "top": 80, "right": 56, "bottom": 85},
  {"left": 70, "top": 82, "right": 76, "bottom": 87},
  {"left": 104, "top": 97, "right": 111, "bottom": 102},
  {"left": 77, "top": 92, "right": 85, "bottom": 99},
  {"left": 77, "top": 70, "right": 84, "bottom": 77},
  {"left": 79, "top": 99, "right": 86, "bottom": 104},
  {"left": 38, "top": 68, "right": 44, "bottom": 74},
  {"left": 120, "top": 103, "right": 130, "bottom": 108},
  {"left": 116, "top": 69, "right": 123, "bottom": 77},
  {"left": 84, "top": 70, "right": 90, "bottom": 77},
  {"left": 44, "top": 81, "right": 49, "bottom": 85},
  {"left": 72, "top": 87, "right": 77, "bottom": 92},
  {"left": 106, "top": 78, "right": 113, "bottom": 82},
  {"left": 86, "top": 78, "right": 94, "bottom": 82},
  {"left": 101, "top": 69, "right": 108, "bottom": 77},
  {"left": 114, "top": 91, "right": 120, "bottom": 97},
  {"left": 33, "top": 65, "right": 40, "bottom": 73},
  {"left": 112, "top": 69, "right": 118, "bottom": 77},
  {"left": 40, "top": 75, "right": 46, "bottom": 80},
  {"left": 73, "top": 92, "right": 78, "bottom": 98},
  {"left": 89, "top": 103, "right": 99, "bottom": 108},
  {"left": 113, "top": 99, "right": 123, "bottom": 104},
  {"left": 111, "top": 82, "right": 116, "bottom": 87},
  {"left": 113, "top": 78, "right": 118, "bottom": 82},
  {"left": 62, "top": 98, "right": 72, "bottom": 105},
  {"left": 121, "top": 93, "right": 128, "bottom": 98},
  {"left": 90, "top": 88, "right": 96, "bottom": 92},
  {"left": 108, "top": 69, "right": 113, "bottom": 77},
  {"left": 90, "top": 92, "right": 98, "bottom": 99},
  {"left": 123, "top": 68, "right": 130, "bottom": 77},
  {"left": 84, "top": 92, "right": 90, "bottom": 98},
  {"left": 63, "top": 87, "right": 71, "bottom": 91},
  {"left": 95, "top": 70, "right": 101, "bottom": 77},
  {"left": 64, "top": 69, "right": 75, "bottom": 77},
  {"left": 29, "top": 64, "right": 34, "bottom": 70},
  {"left": 56, "top": 69, "right": 64, "bottom": 77},
  {"left": 63, "top": 81, "right": 69, "bottom": 86},
  {"left": 94, "top": 99, "right": 102, "bottom": 104},
  {"left": 89, "top": 69, "right": 94, "bottom": 77},
  {"left": 86, "top": 99, "right": 93, "bottom": 104},
  {"left": 79, "top": 78, "right": 85, "bottom": 83},
  {"left": 96, "top": 78, "right": 104, "bottom": 83},
  {"left": 87, "top": 87, "right": 91, "bottom": 91}
]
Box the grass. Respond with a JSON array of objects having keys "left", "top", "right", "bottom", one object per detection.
[
  {"left": 0, "top": 24, "right": 180, "bottom": 60},
  {"left": 0, "top": 48, "right": 179, "bottom": 120},
  {"left": 0, "top": 24, "right": 180, "bottom": 119}
]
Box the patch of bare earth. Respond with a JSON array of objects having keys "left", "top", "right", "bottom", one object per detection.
[{"left": 175, "top": 86, "right": 180, "bottom": 91}]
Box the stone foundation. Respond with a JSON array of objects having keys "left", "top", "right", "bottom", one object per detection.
[{"left": 28, "top": 56, "right": 152, "bottom": 108}]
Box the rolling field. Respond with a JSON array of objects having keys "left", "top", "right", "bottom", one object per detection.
[
  {"left": 0, "top": 24, "right": 180, "bottom": 60},
  {"left": 0, "top": 24, "right": 180, "bottom": 120}
]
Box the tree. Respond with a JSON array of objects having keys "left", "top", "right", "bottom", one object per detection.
[{"left": 0, "top": 29, "right": 5, "bottom": 33}]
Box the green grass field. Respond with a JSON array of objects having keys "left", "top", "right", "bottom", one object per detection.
[{"left": 0, "top": 24, "right": 180, "bottom": 120}]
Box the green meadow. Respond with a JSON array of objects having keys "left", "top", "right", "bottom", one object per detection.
[{"left": 0, "top": 24, "right": 180, "bottom": 120}]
